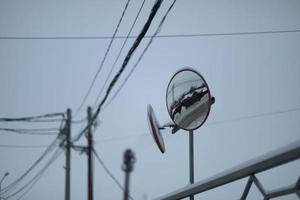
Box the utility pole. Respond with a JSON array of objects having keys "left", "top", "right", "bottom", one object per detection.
[
  {"left": 122, "top": 149, "right": 135, "bottom": 200},
  {"left": 86, "top": 106, "right": 93, "bottom": 200},
  {"left": 65, "top": 109, "right": 71, "bottom": 200}
]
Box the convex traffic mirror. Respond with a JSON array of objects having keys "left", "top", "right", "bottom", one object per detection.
[
  {"left": 147, "top": 104, "right": 165, "bottom": 153},
  {"left": 166, "top": 68, "right": 214, "bottom": 131}
]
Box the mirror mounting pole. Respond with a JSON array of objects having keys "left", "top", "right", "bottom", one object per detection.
[{"left": 189, "top": 130, "right": 194, "bottom": 200}]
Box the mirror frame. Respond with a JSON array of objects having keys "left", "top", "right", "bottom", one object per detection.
[{"left": 166, "top": 68, "right": 213, "bottom": 131}]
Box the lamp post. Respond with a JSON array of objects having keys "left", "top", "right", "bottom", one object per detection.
[{"left": 0, "top": 172, "right": 9, "bottom": 200}]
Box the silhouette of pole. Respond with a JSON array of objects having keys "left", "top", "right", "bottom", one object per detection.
[
  {"left": 122, "top": 149, "right": 135, "bottom": 200},
  {"left": 86, "top": 107, "right": 94, "bottom": 200},
  {"left": 65, "top": 109, "right": 71, "bottom": 200},
  {"left": 189, "top": 131, "right": 194, "bottom": 200}
]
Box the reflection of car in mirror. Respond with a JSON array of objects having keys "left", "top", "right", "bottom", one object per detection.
[{"left": 171, "top": 87, "right": 208, "bottom": 120}]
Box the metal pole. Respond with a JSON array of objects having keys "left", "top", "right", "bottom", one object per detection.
[
  {"left": 87, "top": 106, "right": 94, "bottom": 200},
  {"left": 65, "top": 109, "right": 71, "bottom": 200},
  {"left": 189, "top": 130, "right": 194, "bottom": 200}
]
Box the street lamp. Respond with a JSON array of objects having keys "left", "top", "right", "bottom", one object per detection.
[{"left": 0, "top": 172, "right": 9, "bottom": 200}]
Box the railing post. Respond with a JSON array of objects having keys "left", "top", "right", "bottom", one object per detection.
[{"left": 240, "top": 177, "right": 253, "bottom": 200}]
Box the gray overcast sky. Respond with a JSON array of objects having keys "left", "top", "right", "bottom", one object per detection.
[{"left": 1, "top": 0, "right": 300, "bottom": 199}]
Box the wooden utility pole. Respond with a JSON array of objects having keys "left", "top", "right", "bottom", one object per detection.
[
  {"left": 86, "top": 106, "right": 93, "bottom": 200},
  {"left": 65, "top": 109, "right": 71, "bottom": 200}
]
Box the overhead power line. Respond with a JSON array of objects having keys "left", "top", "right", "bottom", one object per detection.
[
  {"left": 0, "top": 144, "right": 50, "bottom": 149},
  {"left": 3, "top": 106, "right": 297, "bottom": 149},
  {"left": 72, "top": 0, "right": 163, "bottom": 142},
  {"left": 0, "top": 137, "right": 60, "bottom": 196},
  {"left": 1, "top": 29, "right": 299, "bottom": 40},
  {"left": 96, "top": 106, "right": 300, "bottom": 143},
  {"left": 0, "top": 112, "right": 65, "bottom": 123},
  {"left": 96, "top": 133, "right": 147, "bottom": 144},
  {"left": 0, "top": 128, "right": 60, "bottom": 135},
  {"left": 92, "top": 0, "right": 162, "bottom": 120},
  {"left": 103, "top": 0, "right": 177, "bottom": 110},
  {"left": 71, "top": 118, "right": 87, "bottom": 124},
  {"left": 93, "top": 148, "right": 134, "bottom": 200},
  {"left": 3, "top": 147, "right": 63, "bottom": 200},
  {"left": 206, "top": 107, "right": 300, "bottom": 126},
  {"left": 75, "top": 0, "right": 131, "bottom": 116},
  {"left": 14, "top": 149, "right": 61, "bottom": 200},
  {"left": 14, "top": 118, "right": 64, "bottom": 123},
  {"left": 93, "top": 0, "right": 146, "bottom": 107}
]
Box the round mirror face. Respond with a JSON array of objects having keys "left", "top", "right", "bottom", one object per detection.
[{"left": 166, "top": 68, "right": 212, "bottom": 131}]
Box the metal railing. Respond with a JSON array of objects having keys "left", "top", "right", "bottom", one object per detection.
[{"left": 154, "top": 139, "right": 300, "bottom": 200}]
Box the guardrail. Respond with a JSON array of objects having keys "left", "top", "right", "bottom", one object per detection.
[{"left": 154, "top": 139, "right": 300, "bottom": 200}]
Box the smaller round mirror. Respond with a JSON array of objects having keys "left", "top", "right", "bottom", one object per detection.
[{"left": 166, "top": 68, "right": 213, "bottom": 131}]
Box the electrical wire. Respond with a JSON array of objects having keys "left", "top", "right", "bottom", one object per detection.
[
  {"left": 93, "top": 0, "right": 146, "bottom": 107},
  {"left": 13, "top": 118, "right": 64, "bottom": 123},
  {"left": 1, "top": 29, "right": 299, "bottom": 40},
  {"left": 0, "top": 113, "right": 65, "bottom": 122},
  {"left": 206, "top": 107, "right": 300, "bottom": 126},
  {"left": 2, "top": 105, "right": 297, "bottom": 197},
  {"left": 92, "top": 148, "right": 134, "bottom": 200},
  {"left": 71, "top": 118, "right": 87, "bottom": 124},
  {"left": 4, "top": 147, "right": 62, "bottom": 200},
  {"left": 75, "top": 0, "right": 131, "bottom": 116},
  {"left": 0, "top": 144, "right": 50, "bottom": 149},
  {"left": 14, "top": 170, "right": 45, "bottom": 200},
  {"left": 0, "top": 136, "right": 60, "bottom": 195},
  {"left": 96, "top": 106, "right": 300, "bottom": 143},
  {"left": 149, "top": 29, "right": 300, "bottom": 38},
  {"left": 103, "top": 0, "right": 177, "bottom": 110},
  {"left": 92, "top": 0, "right": 163, "bottom": 118},
  {"left": 3, "top": 147, "right": 63, "bottom": 200},
  {"left": 74, "top": 107, "right": 300, "bottom": 145},
  {"left": 0, "top": 128, "right": 60, "bottom": 135},
  {"left": 96, "top": 133, "right": 147, "bottom": 144},
  {"left": 72, "top": 0, "right": 163, "bottom": 142},
  {"left": 71, "top": 122, "right": 88, "bottom": 143}
]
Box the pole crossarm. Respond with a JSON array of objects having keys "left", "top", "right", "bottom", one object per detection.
[{"left": 154, "top": 139, "right": 300, "bottom": 200}]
